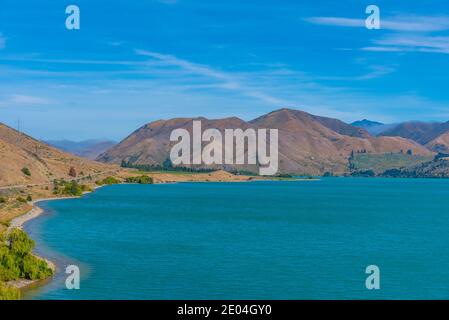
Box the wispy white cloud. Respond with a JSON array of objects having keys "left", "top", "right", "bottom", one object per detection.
[
  {"left": 315, "top": 65, "right": 396, "bottom": 81},
  {"left": 9, "top": 94, "right": 50, "bottom": 105},
  {"left": 1, "top": 47, "right": 445, "bottom": 127},
  {"left": 135, "top": 49, "right": 230, "bottom": 79},
  {"left": 304, "top": 15, "right": 449, "bottom": 32},
  {"left": 361, "top": 47, "right": 404, "bottom": 52},
  {"left": 305, "top": 15, "right": 449, "bottom": 55},
  {"left": 355, "top": 65, "right": 397, "bottom": 80},
  {"left": 0, "top": 56, "right": 149, "bottom": 66},
  {"left": 367, "top": 35, "right": 449, "bottom": 54},
  {"left": 305, "top": 17, "right": 365, "bottom": 28},
  {"left": 135, "top": 49, "right": 292, "bottom": 106}
]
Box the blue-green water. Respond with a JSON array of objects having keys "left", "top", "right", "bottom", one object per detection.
[{"left": 24, "top": 178, "right": 449, "bottom": 299}]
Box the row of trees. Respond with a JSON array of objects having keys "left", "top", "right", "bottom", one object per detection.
[{"left": 120, "top": 159, "right": 216, "bottom": 173}]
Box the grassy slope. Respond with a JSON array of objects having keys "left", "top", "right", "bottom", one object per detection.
[{"left": 350, "top": 153, "right": 434, "bottom": 174}]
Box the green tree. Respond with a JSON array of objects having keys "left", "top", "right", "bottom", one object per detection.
[
  {"left": 21, "top": 167, "right": 31, "bottom": 176},
  {"left": 8, "top": 229, "right": 35, "bottom": 257},
  {"left": 125, "top": 175, "right": 153, "bottom": 184},
  {"left": 96, "top": 176, "right": 120, "bottom": 186},
  {"left": 0, "top": 283, "right": 21, "bottom": 300}
]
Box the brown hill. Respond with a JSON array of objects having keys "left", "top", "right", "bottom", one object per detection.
[
  {"left": 426, "top": 132, "right": 449, "bottom": 153},
  {"left": 380, "top": 121, "right": 449, "bottom": 143},
  {"left": 98, "top": 116, "right": 252, "bottom": 168},
  {"left": 0, "top": 123, "right": 117, "bottom": 187},
  {"left": 97, "top": 108, "right": 432, "bottom": 175},
  {"left": 379, "top": 121, "right": 449, "bottom": 153}
]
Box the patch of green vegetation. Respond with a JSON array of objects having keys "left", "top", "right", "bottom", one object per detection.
[
  {"left": 350, "top": 170, "right": 375, "bottom": 177},
  {"left": 132, "top": 169, "right": 200, "bottom": 176},
  {"left": 0, "top": 282, "right": 21, "bottom": 300},
  {"left": 21, "top": 167, "right": 31, "bottom": 176},
  {"left": 125, "top": 176, "right": 153, "bottom": 184},
  {"left": 0, "top": 229, "right": 53, "bottom": 299},
  {"left": 96, "top": 176, "right": 120, "bottom": 186},
  {"left": 52, "top": 179, "right": 87, "bottom": 196},
  {"left": 62, "top": 181, "right": 83, "bottom": 196},
  {"left": 275, "top": 173, "right": 294, "bottom": 178},
  {"left": 349, "top": 153, "right": 433, "bottom": 174},
  {"left": 381, "top": 158, "right": 449, "bottom": 178},
  {"left": 16, "top": 197, "right": 27, "bottom": 203},
  {"left": 121, "top": 160, "right": 216, "bottom": 174},
  {"left": 228, "top": 169, "right": 258, "bottom": 176},
  {"left": 0, "top": 197, "right": 6, "bottom": 204}
]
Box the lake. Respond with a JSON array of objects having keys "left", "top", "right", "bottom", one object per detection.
[{"left": 23, "top": 178, "right": 449, "bottom": 299}]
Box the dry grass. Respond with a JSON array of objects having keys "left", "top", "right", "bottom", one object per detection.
[{"left": 0, "top": 200, "right": 32, "bottom": 226}]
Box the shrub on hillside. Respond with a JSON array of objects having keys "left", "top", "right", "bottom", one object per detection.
[
  {"left": 52, "top": 179, "right": 87, "bottom": 196},
  {"left": 62, "top": 180, "right": 83, "bottom": 196},
  {"left": 68, "top": 167, "right": 77, "bottom": 178},
  {"left": 16, "top": 197, "right": 27, "bottom": 203},
  {"left": 96, "top": 176, "right": 120, "bottom": 186},
  {"left": 125, "top": 176, "right": 153, "bottom": 184},
  {"left": 21, "top": 167, "right": 31, "bottom": 176}
]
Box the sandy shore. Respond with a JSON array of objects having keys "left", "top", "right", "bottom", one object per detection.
[{"left": 8, "top": 196, "right": 77, "bottom": 232}]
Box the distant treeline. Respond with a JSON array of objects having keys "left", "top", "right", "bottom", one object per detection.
[
  {"left": 349, "top": 158, "right": 449, "bottom": 179},
  {"left": 121, "top": 160, "right": 216, "bottom": 173}
]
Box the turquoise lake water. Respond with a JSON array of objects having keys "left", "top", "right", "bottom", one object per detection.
[{"left": 24, "top": 178, "right": 449, "bottom": 299}]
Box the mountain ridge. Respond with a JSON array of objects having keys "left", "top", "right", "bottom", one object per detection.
[
  {"left": 46, "top": 139, "right": 116, "bottom": 160},
  {"left": 97, "top": 108, "right": 433, "bottom": 175}
]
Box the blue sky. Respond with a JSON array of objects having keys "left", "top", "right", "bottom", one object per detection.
[{"left": 1, "top": 0, "right": 449, "bottom": 140}]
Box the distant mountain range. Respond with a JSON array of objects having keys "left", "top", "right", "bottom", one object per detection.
[
  {"left": 351, "top": 119, "right": 392, "bottom": 136},
  {"left": 351, "top": 119, "right": 384, "bottom": 129},
  {"left": 97, "top": 108, "right": 432, "bottom": 175},
  {"left": 4, "top": 107, "right": 449, "bottom": 178},
  {"left": 351, "top": 119, "right": 449, "bottom": 153},
  {"left": 379, "top": 121, "right": 449, "bottom": 153},
  {"left": 46, "top": 139, "right": 116, "bottom": 160}
]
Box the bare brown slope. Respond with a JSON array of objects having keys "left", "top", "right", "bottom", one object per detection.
[
  {"left": 97, "top": 116, "right": 252, "bottom": 166},
  {"left": 379, "top": 121, "right": 449, "bottom": 144},
  {"left": 251, "top": 109, "right": 431, "bottom": 174},
  {"left": 426, "top": 132, "right": 449, "bottom": 153},
  {"left": 98, "top": 109, "right": 432, "bottom": 175},
  {"left": 0, "top": 123, "right": 117, "bottom": 187}
]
